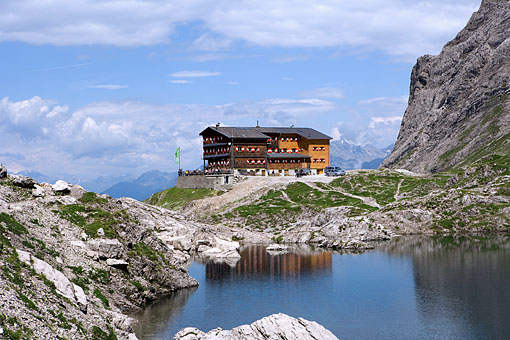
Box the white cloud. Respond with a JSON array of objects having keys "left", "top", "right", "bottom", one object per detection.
[
  {"left": 332, "top": 95, "right": 407, "bottom": 147},
  {"left": 331, "top": 127, "right": 343, "bottom": 141},
  {"left": 88, "top": 84, "right": 128, "bottom": 90},
  {"left": 170, "top": 70, "right": 221, "bottom": 78},
  {"left": 368, "top": 116, "right": 403, "bottom": 129},
  {"left": 358, "top": 96, "right": 408, "bottom": 105},
  {"left": 170, "top": 80, "right": 192, "bottom": 84},
  {"left": 191, "top": 33, "right": 232, "bottom": 51},
  {"left": 0, "top": 93, "right": 407, "bottom": 177},
  {"left": 35, "top": 63, "right": 93, "bottom": 71},
  {"left": 228, "top": 81, "right": 240, "bottom": 85},
  {"left": 300, "top": 87, "right": 344, "bottom": 99},
  {"left": 0, "top": 0, "right": 479, "bottom": 59}
]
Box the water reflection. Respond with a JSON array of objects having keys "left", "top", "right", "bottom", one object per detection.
[
  {"left": 133, "top": 236, "right": 510, "bottom": 340},
  {"left": 378, "top": 235, "right": 510, "bottom": 339},
  {"left": 131, "top": 286, "right": 197, "bottom": 339},
  {"left": 205, "top": 245, "right": 332, "bottom": 281}
]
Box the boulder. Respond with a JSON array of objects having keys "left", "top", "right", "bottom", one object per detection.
[
  {"left": 106, "top": 258, "right": 129, "bottom": 270},
  {"left": 0, "top": 164, "right": 6, "bottom": 178},
  {"left": 88, "top": 239, "right": 124, "bottom": 259},
  {"left": 70, "top": 184, "right": 86, "bottom": 199},
  {"left": 161, "top": 235, "right": 192, "bottom": 252},
  {"left": 198, "top": 237, "right": 241, "bottom": 259},
  {"left": 11, "top": 175, "right": 37, "bottom": 189},
  {"left": 52, "top": 180, "right": 70, "bottom": 193},
  {"left": 32, "top": 184, "right": 45, "bottom": 197},
  {"left": 173, "top": 313, "right": 339, "bottom": 340}
]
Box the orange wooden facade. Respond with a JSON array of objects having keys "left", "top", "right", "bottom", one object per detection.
[{"left": 200, "top": 126, "right": 331, "bottom": 174}]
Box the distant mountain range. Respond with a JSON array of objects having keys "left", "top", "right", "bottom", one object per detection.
[
  {"left": 15, "top": 169, "right": 177, "bottom": 201},
  {"left": 330, "top": 139, "right": 394, "bottom": 170},
  {"left": 101, "top": 170, "right": 177, "bottom": 201}
]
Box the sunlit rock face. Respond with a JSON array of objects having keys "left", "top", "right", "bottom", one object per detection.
[
  {"left": 383, "top": 0, "right": 510, "bottom": 173},
  {"left": 173, "top": 313, "right": 339, "bottom": 340}
]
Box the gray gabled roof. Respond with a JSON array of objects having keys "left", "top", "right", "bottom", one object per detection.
[
  {"left": 200, "top": 126, "right": 331, "bottom": 140},
  {"left": 200, "top": 127, "right": 269, "bottom": 139},
  {"left": 260, "top": 127, "right": 331, "bottom": 140}
]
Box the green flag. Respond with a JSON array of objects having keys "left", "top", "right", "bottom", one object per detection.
[{"left": 175, "top": 147, "right": 180, "bottom": 165}]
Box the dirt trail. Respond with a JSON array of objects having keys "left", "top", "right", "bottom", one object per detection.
[{"left": 185, "top": 175, "right": 336, "bottom": 218}]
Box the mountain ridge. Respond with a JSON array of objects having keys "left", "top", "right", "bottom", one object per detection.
[{"left": 382, "top": 0, "right": 510, "bottom": 173}]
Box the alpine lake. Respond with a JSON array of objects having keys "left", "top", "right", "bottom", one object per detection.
[{"left": 132, "top": 235, "right": 510, "bottom": 340}]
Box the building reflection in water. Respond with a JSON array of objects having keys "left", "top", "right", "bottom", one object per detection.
[{"left": 205, "top": 245, "right": 332, "bottom": 282}]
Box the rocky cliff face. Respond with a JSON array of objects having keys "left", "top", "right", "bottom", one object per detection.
[
  {"left": 382, "top": 0, "right": 510, "bottom": 173},
  {"left": 0, "top": 168, "right": 243, "bottom": 340}
]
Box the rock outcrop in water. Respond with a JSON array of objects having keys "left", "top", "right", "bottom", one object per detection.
[
  {"left": 382, "top": 0, "right": 510, "bottom": 173},
  {"left": 173, "top": 313, "right": 339, "bottom": 340}
]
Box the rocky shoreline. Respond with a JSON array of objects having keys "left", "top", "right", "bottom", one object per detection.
[
  {"left": 0, "top": 166, "right": 367, "bottom": 339},
  {"left": 1, "top": 153, "right": 509, "bottom": 339}
]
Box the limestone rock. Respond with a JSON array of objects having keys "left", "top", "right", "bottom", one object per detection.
[
  {"left": 173, "top": 313, "right": 339, "bottom": 340},
  {"left": 16, "top": 249, "right": 87, "bottom": 308},
  {"left": 382, "top": 0, "right": 510, "bottom": 173},
  {"left": 106, "top": 258, "right": 129, "bottom": 270},
  {"left": 88, "top": 239, "right": 124, "bottom": 259},
  {"left": 70, "top": 184, "right": 86, "bottom": 199},
  {"left": 198, "top": 237, "right": 241, "bottom": 259},
  {"left": 52, "top": 180, "right": 71, "bottom": 193},
  {"left": 32, "top": 185, "right": 45, "bottom": 197},
  {"left": 0, "top": 164, "right": 6, "bottom": 178},
  {"left": 11, "top": 175, "right": 37, "bottom": 189}
]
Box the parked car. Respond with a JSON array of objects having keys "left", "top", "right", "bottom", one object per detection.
[
  {"left": 324, "top": 166, "right": 346, "bottom": 176},
  {"left": 296, "top": 168, "right": 311, "bottom": 177}
]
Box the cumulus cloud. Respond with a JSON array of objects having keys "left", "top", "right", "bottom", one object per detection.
[
  {"left": 0, "top": 95, "right": 344, "bottom": 177},
  {"left": 332, "top": 95, "right": 407, "bottom": 147},
  {"left": 368, "top": 116, "right": 403, "bottom": 129},
  {"left": 0, "top": 0, "right": 479, "bottom": 59},
  {"left": 170, "top": 70, "right": 221, "bottom": 78},
  {"left": 330, "top": 127, "right": 343, "bottom": 141}
]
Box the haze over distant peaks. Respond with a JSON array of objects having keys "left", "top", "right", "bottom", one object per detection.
[{"left": 330, "top": 138, "right": 393, "bottom": 170}]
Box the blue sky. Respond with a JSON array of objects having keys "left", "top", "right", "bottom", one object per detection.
[{"left": 0, "top": 0, "right": 479, "bottom": 179}]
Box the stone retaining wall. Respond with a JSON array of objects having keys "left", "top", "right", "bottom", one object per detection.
[{"left": 176, "top": 175, "right": 233, "bottom": 190}]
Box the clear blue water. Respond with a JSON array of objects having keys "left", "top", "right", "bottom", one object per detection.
[{"left": 133, "top": 236, "right": 510, "bottom": 339}]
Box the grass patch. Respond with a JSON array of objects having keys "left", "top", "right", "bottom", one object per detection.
[
  {"left": 331, "top": 172, "right": 402, "bottom": 206},
  {"left": 146, "top": 187, "right": 221, "bottom": 210},
  {"left": 80, "top": 192, "right": 108, "bottom": 204},
  {"left": 131, "top": 242, "right": 163, "bottom": 263},
  {"left": 18, "top": 292, "right": 38, "bottom": 311},
  {"left": 0, "top": 213, "right": 27, "bottom": 235},
  {"left": 130, "top": 280, "right": 144, "bottom": 291},
  {"left": 93, "top": 288, "right": 109, "bottom": 308},
  {"left": 91, "top": 325, "right": 117, "bottom": 340},
  {"left": 57, "top": 204, "right": 119, "bottom": 238}
]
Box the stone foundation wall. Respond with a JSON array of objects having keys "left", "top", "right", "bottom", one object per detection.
[{"left": 177, "top": 175, "right": 233, "bottom": 190}]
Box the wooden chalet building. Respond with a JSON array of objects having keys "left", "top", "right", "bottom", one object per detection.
[{"left": 200, "top": 125, "right": 332, "bottom": 175}]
